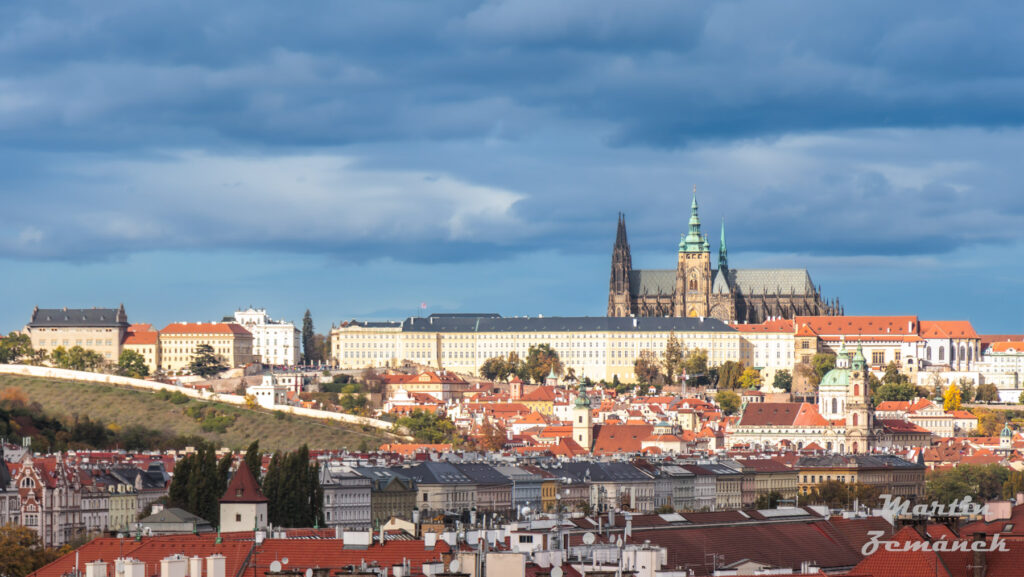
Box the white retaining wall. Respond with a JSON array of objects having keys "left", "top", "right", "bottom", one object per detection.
[{"left": 0, "top": 364, "right": 404, "bottom": 436}]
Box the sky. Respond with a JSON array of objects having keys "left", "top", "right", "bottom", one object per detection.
[{"left": 1, "top": 1, "right": 1024, "bottom": 334}]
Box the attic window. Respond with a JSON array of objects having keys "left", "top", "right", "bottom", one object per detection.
[{"left": 236, "top": 488, "right": 243, "bottom": 497}]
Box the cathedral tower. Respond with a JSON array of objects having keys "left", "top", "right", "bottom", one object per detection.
[
  {"left": 608, "top": 213, "right": 633, "bottom": 317},
  {"left": 675, "top": 191, "right": 711, "bottom": 317}
]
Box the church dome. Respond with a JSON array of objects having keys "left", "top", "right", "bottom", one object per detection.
[
  {"left": 819, "top": 366, "right": 850, "bottom": 389},
  {"left": 1001, "top": 423, "right": 1013, "bottom": 438}
]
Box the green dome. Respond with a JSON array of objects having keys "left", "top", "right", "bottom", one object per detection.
[
  {"left": 819, "top": 366, "right": 850, "bottom": 389},
  {"left": 1001, "top": 424, "right": 1013, "bottom": 438},
  {"left": 575, "top": 392, "right": 591, "bottom": 408}
]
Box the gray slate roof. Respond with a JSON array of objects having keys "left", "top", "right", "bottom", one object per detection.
[
  {"left": 629, "top": 268, "right": 815, "bottom": 297},
  {"left": 28, "top": 306, "right": 128, "bottom": 328},
  {"left": 139, "top": 507, "right": 209, "bottom": 524}
]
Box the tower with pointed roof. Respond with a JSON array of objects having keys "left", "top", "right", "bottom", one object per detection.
[
  {"left": 844, "top": 343, "right": 875, "bottom": 454},
  {"left": 674, "top": 189, "right": 712, "bottom": 318},
  {"left": 607, "top": 212, "right": 634, "bottom": 317},
  {"left": 219, "top": 461, "right": 268, "bottom": 532}
]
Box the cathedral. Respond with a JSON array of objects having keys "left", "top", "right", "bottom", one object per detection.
[{"left": 607, "top": 193, "right": 841, "bottom": 323}]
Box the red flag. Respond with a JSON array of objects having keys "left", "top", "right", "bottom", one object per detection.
[{"left": 420, "top": 302, "right": 428, "bottom": 309}]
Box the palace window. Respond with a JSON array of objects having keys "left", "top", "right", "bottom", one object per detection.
[{"left": 872, "top": 351, "right": 884, "bottom": 365}]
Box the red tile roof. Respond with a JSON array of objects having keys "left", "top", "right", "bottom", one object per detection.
[
  {"left": 794, "top": 315, "right": 919, "bottom": 337},
  {"left": 591, "top": 424, "right": 654, "bottom": 455},
  {"left": 919, "top": 320, "right": 979, "bottom": 339},
  {"left": 739, "top": 402, "right": 828, "bottom": 427},
  {"left": 220, "top": 461, "right": 267, "bottom": 503},
  {"left": 161, "top": 322, "right": 252, "bottom": 336}
]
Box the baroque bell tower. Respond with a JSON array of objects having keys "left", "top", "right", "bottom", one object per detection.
[
  {"left": 674, "top": 188, "right": 711, "bottom": 317},
  {"left": 845, "top": 343, "right": 875, "bottom": 454}
]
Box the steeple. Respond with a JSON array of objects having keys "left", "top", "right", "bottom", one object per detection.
[
  {"left": 680, "top": 186, "right": 707, "bottom": 253},
  {"left": 718, "top": 218, "right": 728, "bottom": 271},
  {"left": 615, "top": 212, "right": 628, "bottom": 247}
]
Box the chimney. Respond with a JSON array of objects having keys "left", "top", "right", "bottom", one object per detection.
[
  {"left": 608, "top": 509, "right": 615, "bottom": 527},
  {"left": 160, "top": 555, "right": 187, "bottom": 577},
  {"left": 424, "top": 532, "right": 437, "bottom": 550},
  {"left": 625, "top": 512, "right": 633, "bottom": 539},
  {"left": 121, "top": 559, "right": 145, "bottom": 577},
  {"left": 205, "top": 555, "right": 226, "bottom": 577},
  {"left": 188, "top": 557, "right": 203, "bottom": 577},
  {"left": 86, "top": 561, "right": 109, "bottom": 577},
  {"left": 393, "top": 566, "right": 405, "bottom": 577},
  {"left": 972, "top": 532, "right": 987, "bottom": 577}
]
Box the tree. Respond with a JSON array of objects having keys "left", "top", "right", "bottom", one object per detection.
[
  {"left": 973, "top": 409, "right": 1005, "bottom": 436},
  {"left": 958, "top": 378, "right": 976, "bottom": 404},
  {"left": 716, "top": 390, "right": 741, "bottom": 416},
  {"left": 811, "top": 353, "right": 836, "bottom": 384},
  {"left": 976, "top": 383, "right": 999, "bottom": 404},
  {"left": 755, "top": 491, "right": 782, "bottom": 509},
  {"left": 262, "top": 445, "right": 323, "bottom": 528},
  {"left": 874, "top": 381, "right": 917, "bottom": 406},
  {"left": 1004, "top": 470, "right": 1024, "bottom": 500},
  {"left": 682, "top": 348, "right": 709, "bottom": 379},
  {"left": 479, "top": 417, "right": 507, "bottom": 452},
  {"left": 0, "top": 333, "right": 35, "bottom": 364},
  {"left": 480, "top": 357, "right": 510, "bottom": 381},
  {"left": 394, "top": 410, "right": 459, "bottom": 444},
  {"left": 302, "top": 310, "right": 316, "bottom": 364},
  {"left": 244, "top": 440, "right": 262, "bottom": 486},
  {"left": 881, "top": 361, "right": 910, "bottom": 385},
  {"left": 50, "top": 345, "right": 105, "bottom": 372},
  {"left": 737, "top": 368, "right": 763, "bottom": 390},
  {"left": 633, "top": 350, "right": 661, "bottom": 385},
  {"left": 943, "top": 381, "right": 962, "bottom": 411},
  {"left": 926, "top": 464, "right": 1009, "bottom": 504},
  {"left": 716, "top": 361, "right": 743, "bottom": 390},
  {"left": 189, "top": 343, "right": 227, "bottom": 378},
  {"left": 0, "top": 524, "right": 55, "bottom": 577},
  {"left": 1019, "top": 390, "right": 1024, "bottom": 405},
  {"left": 117, "top": 349, "right": 150, "bottom": 378},
  {"left": 525, "top": 344, "right": 561, "bottom": 383},
  {"left": 663, "top": 333, "right": 684, "bottom": 384},
  {"left": 772, "top": 370, "right": 793, "bottom": 392}
]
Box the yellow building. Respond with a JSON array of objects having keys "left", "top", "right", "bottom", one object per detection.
[
  {"left": 159, "top": 322, "right": 254, "bottom": 373},
  {"left": 796, "top": 454, "right": 925, "bottom": 502},
  {"left": 331, "top": 314, "right": 742, "bottom": 382},
  {"left": 122, "top": 324, "right": 161, "bottom": 375},
  {"left": 25, "top": 305, "right": 129, "bottom": 364}
]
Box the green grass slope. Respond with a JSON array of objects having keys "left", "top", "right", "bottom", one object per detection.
[{"left": 0, "top": 374, "right": 397, "bottom": 452}]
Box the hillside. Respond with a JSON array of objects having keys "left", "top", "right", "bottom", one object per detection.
[{"left": 0, "top": 374, "right": 398, "bottom": 452}]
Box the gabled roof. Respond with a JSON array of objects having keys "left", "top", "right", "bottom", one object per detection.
[
  {"left": 794, "top": 315, "right": 919, "bottom": 337},
  {"left": 919, "top": 320, "right": 979, "bottom": 339},
  {"left": 161, "top": 322, "right": 252, "bottom": 336},
  {"left": 220, "top": 461, "right": 267, "bottom": 503},
  {"left": 591, "top": 424, "right": 655, "bottom": 455},
  {"left": 738, "top": 402, "right": 827, "bottom": 427}
]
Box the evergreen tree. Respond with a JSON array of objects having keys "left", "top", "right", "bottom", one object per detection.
[
  {"left": 262, "top": 452, "right": 283, "bottom": 524},
  {"left": 168, "top": 453, "right": 193, "bottom": 509},
  {"left": 244, "top": 440, "right": 262, "bottom": 485},
  {"left": 189, "top": 344, "right": 227, "bottom": 378},
  {"left": 663, "top": 333, "right": 683, "bottom": 384},
  {"left": 302, "top": 310, "right": 316, "bottom": 364},
  {"left": 214, "top": 453, "right": 233, "bottom": 525}
]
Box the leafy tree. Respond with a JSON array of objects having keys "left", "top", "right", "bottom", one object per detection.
[
  {"left": 633, "top": 350, "right": 661, "bottom": 385},
  {"left": 737, "top": 367, "right": 763, "bottom": 389},
  {"left": 811, "top": 353, "right": 836, "bottom": 384},
  {"left": 394, "top": 410, "right": 459, "bottom": 444},
  {"left": 772, "top": 370, "right": 793, "bottom": 392},
  {"left": 682, "top": 348, "right": 709, "bottom": 379},
  {"left": 1019, "top": 390, "right": 1024, "bottom": 405},
  {"left": 944, "top": 382, "right": 962, "bottom": 411},
  {"left": 0, "top": 524, "right": 58, "bottom": 577},
  {"left": 755, "top": 491, "right": 782, "bottom": 509},
  {"left": 715, "top": 390, "right": 741, "bottom": 416},
  {"left": 973, "top": 408, "right": 1005, "bottom": 436},
  {"left": 116, "top": 349, "right": 150, "bottom": 378},
  {"left": 926, "top": 464, "right": 1009, "bottom": 504},
  {"left": 1004, "top": 470, "right": 1024, "bottom": 500},
  {"left": 881, "top": 361, "right": 910, "bottom": 385},
  {"left": 663, "top": 333, "right": 684, "bottom": 384},
  {"left": 302, "top": 310, "right": 317, "bottom": 364},
  {"left": 976, "top": 383, "right": 999, "bottom": 404},
  {"left": 478, "top": 417, "right": 507, "bottom": 452},
  {"left": 806, "top": 480, "right": 881, "bottom": 509},
  {"left": 50, "top": 345, "right": 105, "bottom": 372},
  {"left": 960, "top": 378, "right": 977, "bottom": 404},
  {"left": 525, "top": 343, "right": 561, "bottom": 383},
  {"left": 874, "top": 380, "right": 918, "bottom": 406},
  {"left": 480, "top": 357, "right": 511, "bottom": 381},
  {"left": 0, "top": 333, "right": 35, "bottom": 364},
  {"left": 715, "top": 360, "right": 744, "bottom": 390},
  {"left": 189, "top": 343, "right": 227, "bottom": 378}
]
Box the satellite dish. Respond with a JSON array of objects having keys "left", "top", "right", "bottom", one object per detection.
[
  {"left": 582, "top": 532, "right": 596, "bottom": 545},
  {"left": 304, "top": 570, "right": 312, "bottom": 577},
  {"left": 281, "top": 558, "right": 288, "bottom": 565},
  {"left": 521, "top": 506, "right": 532, "bottom": 517},
  {"left": 269, "top": 561, "right": 282, "bottom": 573},
  {"left": 450, "top": 560, "right": 461, "bottom": 573},
  {"left": 552, "top": 568, "right": 564, "bottom": 577}
]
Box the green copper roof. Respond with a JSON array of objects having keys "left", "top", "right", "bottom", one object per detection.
[
  {"left": 680, "top": 190, "right": 708, "bottom": 253},
  {"left": 819, "top": 366, "right": 850, "bottom": 389},
  {"left": 574, "top": 391, "right": 591, "bottom": 408},
  {"left": 1002, "top": 424, "right": 1013, "bottom": 438},
  {"left": 718, "top": 219, "right": 728, "bottom": 270},
  {"left": 852, "top": 343, "right": 866, "bottom": 369}
]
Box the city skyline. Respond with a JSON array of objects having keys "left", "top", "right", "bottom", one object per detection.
[{"left": 2, "top": 2, "right": 1024, "bottom": 333}]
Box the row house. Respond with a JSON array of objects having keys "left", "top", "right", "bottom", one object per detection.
[
  {"left": 11, "top": 453, "right": 84, "bottom": 548},
  {"left": 352, "top": 467, "right": 417, "bottom": 526},
  {"left": 795, "top": 454, "right": 925, "bottom": 501},
  {"left": 554, "top": 462, "right": 656, "bottom": 513},
  {"left": 319, "top": 462, "right": 372, "bottom": 530}
]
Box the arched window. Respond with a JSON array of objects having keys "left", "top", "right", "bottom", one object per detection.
[
  {"left": 939, "top": 347, "right": 944, "bottom": 361},
  {"left": 689, "top": 279, "right": 697, "bottom": 291},
  {"left": 832, "top": 398, "right": 838, "bottom": 414},
  {"left": 853, "top": 413, "right": 859, "bottom": 426},
  {"left": 853, "top": 442, "right": 859, "bottom": 454},
  {"left": 961, "top": 346, "right": 966, "bottom": 363},
  {"left": 951, "top": 347, "right": 956, "bottom": 362},
  {"left": 926, "top": 347, "right": 932, "bottom": 361},
  {"left": 854, "top": 384, "right": 859, "bottom": 396}
]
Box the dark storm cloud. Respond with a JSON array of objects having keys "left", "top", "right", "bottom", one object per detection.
[{"left": 1, "top": 1, "right": 1023, "bottom": 263}]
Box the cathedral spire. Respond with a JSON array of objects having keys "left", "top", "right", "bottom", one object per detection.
[
  {"left": 680, "top": 186, "right": 706, "bottom": 253},
  {"left": 718, "top": 218, "right": 728, "bottom": 271}
]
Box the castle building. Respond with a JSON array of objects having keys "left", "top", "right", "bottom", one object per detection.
[{"left": 608, "top": 193, "right": 840, "bottom": 323}]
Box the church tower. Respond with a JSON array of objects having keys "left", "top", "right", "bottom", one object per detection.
[
  {"left": 675, "top": 190, "right": 711, "bottom": 317},
  {"left": 608, "top": 213, "right": 633, "bottom": 317},
  {"left": 219, "top": 461, "right": 268, "bottom": 532},
  {"left": 845, "top": 343, "right": 875, "bottom": 454},
  {"left": 573, "top": 386, "right": 593, "bottom": 451}
]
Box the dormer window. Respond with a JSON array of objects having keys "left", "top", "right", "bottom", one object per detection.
[{"left": 236, "top": 488, "right": 243, "bottom": 497}]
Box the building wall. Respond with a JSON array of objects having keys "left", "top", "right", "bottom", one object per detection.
[
  {"left": 29, "top": 326, "right": 125, "bottom": 364},
  {"left": 159, "top": 330, "right": 253, "bottom": 372},
  {"left": 220, "top": 502, "right": 267, "bottom": 532}
]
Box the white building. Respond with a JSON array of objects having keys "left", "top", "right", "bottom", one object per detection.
[
  {"left": 246, "top": 374, "right": 288, "bottom": 409},
  {"left": 233, "top": 308, "right": 301, "bottom": 366}
]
